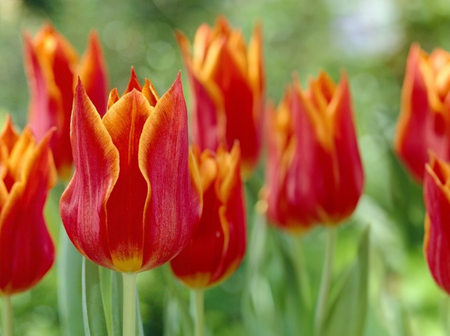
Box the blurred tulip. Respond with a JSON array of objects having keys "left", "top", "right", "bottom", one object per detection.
[
  {"left": 170, "top": 143, "right": 246, "bottom": 288},
  {"left": 24, "top": 24, "right": 109, "bottom": 178},
  {"left": 266, "top": 72, "right": 364, "bottom": 233},
  {"left": 176, "top": 16, "right": 264, "bottom": 176},
  {"left": 395, "top": 44, "right": 450, "bottom": 183},
  {"left": 424, "top": 152, "right": 450, "bottom": 293},
  {"left": 60, "top": 70, "right": 202, "bottom": 273},
  {"left": 0, "top": 117, "right": 57, "bottom": 295}
]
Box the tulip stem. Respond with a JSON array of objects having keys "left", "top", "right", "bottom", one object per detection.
[
  {"left": 2, "top": 296, "right": 13, "bottom": 336},
  {"left": 122, "top": 273, "right": 137, "bottom": 336},
  {"left": 314, "top": 226, "right": 336, "bottom": 336},
  {"left": 193, "top": 289, "right": 205, "bottom": 336},
  {"left": 293, "top": 236, "right": 312, "bottom": 310}
]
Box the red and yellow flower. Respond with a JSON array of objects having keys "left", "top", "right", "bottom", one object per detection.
[
  {"left": 171, "top": 143, "right": 246, "bottom": 288},
  {"left": 423, "top": 153, "right": 450, "bottom": 294},
  {"left": 60, "top": 70, "right": 202, "bottom": 273},
  {"left": 176, "top": 17, "right": 264, "bottom": 176},
  {"left": 395, "top": 44, "right": 450, "bottom": 183},
  {"left": 0, "top": 117, "right": 57, "bottom": 295},
  {"left": 266, "top": 71, "right": 364, "bottom": 233},
  {"left": 24, "top": 24, "right": 109, "bottom": 178}
]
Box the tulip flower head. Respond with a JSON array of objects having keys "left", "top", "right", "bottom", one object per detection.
[
  {"left": 176, "top": 16, "right": 264, "bottom": 176},
  {"left": 266, "top": 71, "right": 364, "bottom": 233},
  {"left": 60, "top": 70, "right": 202, "bottom": 273},
  {"left": 0, "top": 117, "right": 57, "bottom": 295},
  {"left": 24, "top": 24, "right": 109, "bottom": 178},
  {"left": 424, "top": 152, "right": 450, "bottom": 294},
  {"left": 170, "top": 143, "right": 246, "bottom": 288},
  {"left": 395, "top": 44, "right": 450, "bottom": 183}
]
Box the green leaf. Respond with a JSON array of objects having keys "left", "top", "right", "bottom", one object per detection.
[
  {"left": 57, "top": 230, "right": 84, "bottom": 336},
  {"left": 322, "top": 226, "right": 370, "bottom": 336},
  {"left": 82, "top": 258, "right": 109, "bottom": 336}
]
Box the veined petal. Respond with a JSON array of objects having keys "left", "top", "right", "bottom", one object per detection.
[
  {"left": 0, "top": 130, "right": 55, "bottom": 295},
  {"left": 139, "top": 73, "right": 202, "bottom": 271},
  {"left": 142, "top": 79, "right": 159, "bottom": 107},
  {"left": 60, "top": 79, "right": 119, "bottom": 270},
  {"left": 107, "top": 88, "right": 120, "bottom": 109},
  {"left": 123, "top": 68, "right": 142, "bottom": 95},
  {"left": 102, "top": 90, "right": 152, "bottom": 272},
  {"left": 79, "top": 31, "right": 109, "bottom": 117}
]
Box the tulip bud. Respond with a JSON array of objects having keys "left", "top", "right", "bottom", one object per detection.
[
  {"left": 24, "top": 24, "right": 109, "bottom": 178},
  {"left": 423, "top": 152, "right": 450, "bottom": 293},
  {"left": 266, "top": 71, "right": 364, "bottom": 232},
  {"left": 175, "top": 16, "right": 264, "bottom": 176},
  {"left": 395, "top": 44, "right": 450, "bottom": 183},
  {"left": 170, "top": 143, "right": 246, "bottom": 288},
  {"left": 60, "top": 70, "right": 202, "bottom": 273},
  {"left": 0, "top": 117, "right": 57, "bottom": 295}
]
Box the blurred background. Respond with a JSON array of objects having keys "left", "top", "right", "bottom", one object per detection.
[{"left": 0, "top": 0, "right": 449, "bottom": 335}]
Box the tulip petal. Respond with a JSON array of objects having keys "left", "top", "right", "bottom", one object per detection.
[
  {"left": 79, "top": 31, "right": 109, "bottom": 117},
  {"left": 175, "top": 31, "right": 222, "bottom": 152},
  {"left": 395, "top": 44, "right": 450, "bottom": 182},
  {"left": 102, "top": 90, "right": 152, "bottom": 272},
  {"left": 0, "top": 130, "right": 56, "bottom": 295},
  {"left": 142, "top": 79, "right": 159, "bottom": 107},
  {"left": 326, "top": 73, "right": 364, "bottom": 222},
  {"left": 424, "top": 159, "right": 450, "bottom": 293},
  {"left": 60, "top": 79, "right": 119, "bottom": 270},
  {"left": 139, "top": 73, "right": 202, "bottom": 271},
  {"left": 123, "top": 68, "right": 142, "bottom": 95}
]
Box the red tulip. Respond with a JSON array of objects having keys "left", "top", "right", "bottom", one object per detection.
[
  {"left": 170, "top": 143, "right": 246, "bottom": 288},
  {"left": 395, "top": 44, "right": 450, "bottom": 183},
  {"left": 60, "top": 70, "right": 202, "bottom": 273},
  {"left": 24, "top": 24, "right": 109, "bottom": 178},
  {"left": 424, "top": 152, "right": 450, "bottom": 293},
  {"left": 175, "top": 16, "right": 264, "bottom": 176},
  {"left": 266, "top": 71, "right": 364, "bottom": 233},
  {"left": 0, "top": 117, "right": 57, "bottom": 295}
]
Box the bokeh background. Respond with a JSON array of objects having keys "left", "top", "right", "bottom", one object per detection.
[{"left": 0, "top": 0, "right": 449, "bottom": 335}]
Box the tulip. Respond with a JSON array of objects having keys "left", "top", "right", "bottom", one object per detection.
[
  {"left": 60, "top": 69, "right": 202, "bottom": 273},
  {"left": 170, "top": 143, "right": 246, "bottom": 288},
  {"left": 0, "top": 117, "right": 56, "bottom": 335},
  {"left": 24, "top": 24, "right": 109, "bottom": 178},
  {"left": 60, "top": 69, "right": 202, "bottom": 335},
  {"left": 424, "top": 152, "right": 450, "bottom": 294},
  {"left": 170, "top": 143, "right": 245, "bottom": 336},
  {"left": 395, "top": 44, "right": 450, "bottom": 183},
  {"left": 175, "top": 16, "right": 264, "bottom": 176},
  {"left": 266, "top": 71, "right": 364, "bottom": 232}
]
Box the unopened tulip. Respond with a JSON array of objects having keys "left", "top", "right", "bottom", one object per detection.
[
  {"left": 424, "top": 153, "right": 450, "bottom": 293},
  {"left": 170, "top": 143, "right": 246, "bottom": 288},
  {"left": 176, "top": 17, "right": 264, "bottom": 176},
  {"left": 266, "top": 72, "right": 364, "bottom": 233},
  {"left": 0, "top": 117, "right": 57, "bottom": 295},
  {"left": 395, "top": 44, "right": 450, "bottom": 183},
  {"left": 60, "top": 70, "right": 202, "bottom": 273},
  {"left": 24, "top": 24, "right": 109, "bottom": 178}
]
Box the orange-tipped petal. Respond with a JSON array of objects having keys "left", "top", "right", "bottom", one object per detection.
[
  {"left": 142, "top": 79, "right": 159, "bottom": 107},
  {"left": 0, "top": 129, "right": 56, "bottom": 295},
  {"left": 60, "top": 79, "right": 119, "bottom": 270},
  {"left": 102, "top": 90, "right": 152, "bottom": 272},
  {"left": 107, "top": 88, "right": 120, "bottom": 109},
  {"left": 79, "top": 31, "right": 109, "bottom": 117},
  {"left": 424, "top": 156, "right": 450, "bottom": 294},
  {"left": 123, "top": 67, "right": 142, "bottom": 95},
  {"left": 170, "top": 143, "right": 246, "bottom": 288},
  {"left": 138, "top": 73, "right": 202, "bottom": 271}
]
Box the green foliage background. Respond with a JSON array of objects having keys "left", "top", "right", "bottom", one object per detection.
[{"left": 0, "top": 0, "right": 449, "bottom": 335}]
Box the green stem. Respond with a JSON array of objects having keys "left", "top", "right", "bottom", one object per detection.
[
  {"left": 2, "top": 296, "right": 13, "bottom": 336},
  {"left": 193, "top": 289, "right": 205, "bottom": 336},
  {"left": 122, "top": 273, "right": 137, "bottom": 336},
  {"left": 293, "top": 236, "right": 312, "bottom": 311},
  {"left": 314, "top": 227, "right": 336, "bottom": 336}
]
